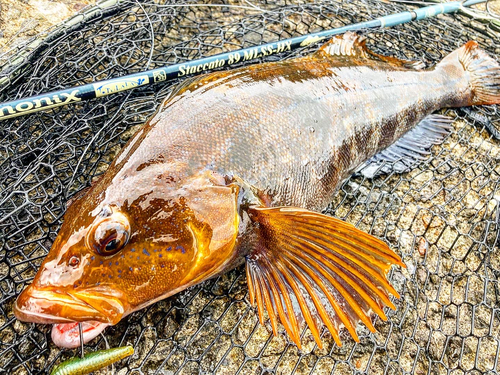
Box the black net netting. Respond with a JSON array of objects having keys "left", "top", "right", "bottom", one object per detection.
[{"left": 1, "top": 0, "right": 500, "bottom": 374}]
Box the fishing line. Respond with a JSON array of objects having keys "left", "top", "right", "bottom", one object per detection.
[
  {"left": 0, "top": 0, "right": 488, "bottom": 121},
  {"left": 134, "top": 0, "right": 156, "bottom": 71},
  {"left": 79, "top": 323, "right": 84, "bottom": 359},
  {"left": 486, "top": 0, "right": 500, "bottom": 18}
]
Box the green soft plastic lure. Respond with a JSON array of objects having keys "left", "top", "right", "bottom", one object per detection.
[{"left": 50, "top": 346, "right": 134, "bottom": 375}]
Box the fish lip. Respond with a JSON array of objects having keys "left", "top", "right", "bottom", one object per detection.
[
  {"left": 14, "top": 287, "right": 124, "bottom": 325},
  {"left": 13, "top": 308, "right": 76, "bottom": 325}
]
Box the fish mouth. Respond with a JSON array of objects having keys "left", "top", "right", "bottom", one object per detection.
[{"left": 14, "top": 286, "right": 125, "bottom": 326}]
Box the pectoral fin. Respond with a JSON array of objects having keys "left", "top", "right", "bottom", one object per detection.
[{"left": 245, "top": 206, "right": 404, "bottom": 349}]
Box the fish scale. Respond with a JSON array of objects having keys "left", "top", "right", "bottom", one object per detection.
[{"left": 134, "top": 58, "right": 443, "bottom": 210}]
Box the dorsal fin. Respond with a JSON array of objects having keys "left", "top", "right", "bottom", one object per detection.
[
  {"left": 316, "top": 32, "right": 369, "bottom": 58},
  {"left": 316, "top": 32, "right": 425, "bottom": 70}
]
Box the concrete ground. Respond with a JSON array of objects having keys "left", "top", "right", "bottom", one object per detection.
[{"left": 0, "top": 0, "right": 96, "bottom": 54}]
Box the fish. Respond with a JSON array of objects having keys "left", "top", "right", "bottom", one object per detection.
[
  {"left": 14, "top": 32, "right": 500, "bottom": 349},
  {"left": 49, "top": 345, "right": 134, "bottom": 375}
]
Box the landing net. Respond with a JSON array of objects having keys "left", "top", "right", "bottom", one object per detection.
[{"left": 1, "top": 1, "right": 499, "bottom": 373}]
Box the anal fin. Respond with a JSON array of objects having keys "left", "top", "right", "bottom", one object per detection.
[
  {"left": 357, "top": 114, "right": 454, "bottom": 178},
  {"left": 245, "top": 206, "right": 405, "bottom": 349}
]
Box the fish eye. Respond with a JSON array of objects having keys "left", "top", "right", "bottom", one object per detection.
[
  {"left": 92, "top": 221, "right": 129, "bottom": 256},
  {"left": 87, "top": 212, "right": 130, "bottom": 256}
]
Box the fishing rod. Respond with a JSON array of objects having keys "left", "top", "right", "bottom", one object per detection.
[{"left": 0, "top": 0, "right": 487, "bottom": 121}]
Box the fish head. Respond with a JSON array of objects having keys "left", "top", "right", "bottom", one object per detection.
[
  {"left": 13, "top": 195, "right": 129, "bottom": 327},
  {"left": 14, "top": 165, "right": 241, "bottom": 345}
]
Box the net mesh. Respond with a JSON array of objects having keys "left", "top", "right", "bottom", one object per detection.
[{"left": 1, "top": 0, "right": 500, "bottom": 373}]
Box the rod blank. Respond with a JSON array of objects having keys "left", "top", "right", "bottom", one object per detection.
[{"left": 0, "top": 0, "right": 486, "bottom": 121}]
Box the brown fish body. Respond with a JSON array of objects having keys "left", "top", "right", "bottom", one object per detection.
[
  {"left": 14, "top": 34, "right": 500, "bottom": 349},
  {"left": 110, "top": 42, "right": 478, "bottom": 224},
  {"left": 117, "top": 45, "right": 466, "bottom": 211}
]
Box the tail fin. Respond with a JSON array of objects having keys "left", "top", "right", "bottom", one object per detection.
[{"left": 440, "top": 41, "right": 500, "bottom": 106}]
